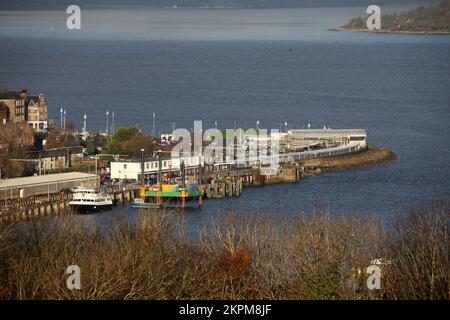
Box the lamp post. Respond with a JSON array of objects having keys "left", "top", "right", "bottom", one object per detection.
[
  {"left": 152, "top": 112, "right": 156, "bottom": 136},
  {"left": 83, "top": 113, "right": 87, "bottom": 133},
  {"left": 106, "top": 110, "right": 109, "bottom": 136},
  {"left": 63, "top": 109, "right": 66, "bottom": 132},
  {"left": 60, "top": 107, "right": 63, "bottom": 130},
  {"left": 140, "top": 148, "right": 145, "bottom": 187}
]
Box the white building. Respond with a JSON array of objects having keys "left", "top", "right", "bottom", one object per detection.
[{"left": 110, "top": 155, "right": 203, "bottom": 181}]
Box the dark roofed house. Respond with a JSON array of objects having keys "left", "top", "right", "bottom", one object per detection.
[{"left": 29, "top": 146, "right": 84, "bottom": 173}]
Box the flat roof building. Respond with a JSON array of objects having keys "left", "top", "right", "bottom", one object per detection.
[{"left": 0, "top": 172, "right": 99, "bottom": 200}]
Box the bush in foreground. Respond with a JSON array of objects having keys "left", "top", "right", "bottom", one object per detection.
[{"left": 0, "top": 201, "right": 448, "bottom": 299}]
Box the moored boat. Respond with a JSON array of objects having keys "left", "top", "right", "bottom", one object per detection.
[{"left": 69, "top": 187, "right": 113, "bottom": 213}]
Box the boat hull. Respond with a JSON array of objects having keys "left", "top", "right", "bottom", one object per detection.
[{"left": 70, "top": 204, "right": 113, "bottom": 214}]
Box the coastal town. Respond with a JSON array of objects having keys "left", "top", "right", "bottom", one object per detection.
[
  {"left": 0, "top": 87, "right": 395, "bottom": 219},
  {"left": 0, "top": 0, "right": 448, "bottom": 304}
]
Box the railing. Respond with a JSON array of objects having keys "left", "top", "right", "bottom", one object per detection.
[{"left": 210, "top": 141, "right": 363, "bottom": 167}]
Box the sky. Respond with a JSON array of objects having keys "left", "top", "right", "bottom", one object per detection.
[{"left": 0, "top": 0, "right": 439, "bottom": 10}]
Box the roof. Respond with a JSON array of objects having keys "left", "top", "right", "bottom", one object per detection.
[
  {"left": 0, "top": 172, "right": 99, "bottom": 190},
  {"left": 0, "top": 91, "right": 20, "bottom": 99},
  {"left": 25, "top": 96, "right": 39, "bottom": 104},
  {"left": 113, "top": 155, "right": 176, "bottom": 163},
  {"left": 288, "top": 129, "right": 366, "bottom": 137},
  {"left": 28, "top": 146, "right": 83, "bottom": 159}
]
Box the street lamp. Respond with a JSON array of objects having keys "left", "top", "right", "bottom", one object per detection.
[
  {"left": 140, "top": 148, "right": 145, "bottom": 187},
  {"left": 152, "top": 112, "right": 156, "bottom": 136},
  {"left": 106, "top": 110, "right": 109, "bottom": 136},
  {"left": 83, "top": 113, "right": 87, "bottom": 133},
  {"left": 60, "top": 107, "right": 63, "bottom": 130}
]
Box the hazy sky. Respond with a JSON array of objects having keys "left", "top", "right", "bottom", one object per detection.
[{"left": 0, "top": 0, "right": 438, "bottom": 10}]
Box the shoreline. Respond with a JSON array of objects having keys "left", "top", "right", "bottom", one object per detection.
[{"left": 329, "top": 27, "right": 450, "bottom": 35}]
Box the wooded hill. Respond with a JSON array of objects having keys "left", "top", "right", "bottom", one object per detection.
[{"left": 341, "top": 0, "right": 450, "bottom": 33}]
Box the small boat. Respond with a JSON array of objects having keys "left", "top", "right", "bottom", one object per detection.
[
  {"left": 69, "top": 187, "right": 113, "bottom": 213},
  {"left": 130, "top": 198, "right": 156, "bottom": 209}
]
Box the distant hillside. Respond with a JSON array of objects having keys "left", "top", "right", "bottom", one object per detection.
[
  {"left": 337, "top": 0, "right": 450, "bottom": 33},
  {"left": 0, "top": 0, "right": 440, "bottom": 10}
]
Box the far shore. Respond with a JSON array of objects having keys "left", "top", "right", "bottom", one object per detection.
[{"left": 329, "top": 27, "right": 450, "bottom": 35}]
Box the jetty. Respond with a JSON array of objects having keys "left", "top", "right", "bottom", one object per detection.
[{"left": 0, "top": 128, "right": 397, "bottom": 222}]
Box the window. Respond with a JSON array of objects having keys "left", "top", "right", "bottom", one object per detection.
[
  {"left": 123, "top": 164, "right": 127, "bottom": 169},
  {"left": 146, "top": 163, "right": 149, "bottom": 169}
]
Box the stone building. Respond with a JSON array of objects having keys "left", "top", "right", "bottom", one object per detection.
[
  {"left": 0, "top": 90, "right": 25, "bottom": 123},
  {"left": 0, "top": 101, "right": 10, "bottom": 125},
  {"left": 0, "top": 89, "right": 49, "bottom": 132},
  {"left": 25, "top": 93, "right": 48, "bottom": 132}
]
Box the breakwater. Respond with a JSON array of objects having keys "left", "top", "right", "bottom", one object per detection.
[{"left": 0, "top": 147, "right": 396, "bottom": 223}]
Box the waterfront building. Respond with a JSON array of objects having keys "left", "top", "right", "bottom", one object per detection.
[
  {"left": 0, "top": 172, "right": 99, "bottom": 200},
  {"left": 110, "top": 155, "right": 203, "bottom": 181}
]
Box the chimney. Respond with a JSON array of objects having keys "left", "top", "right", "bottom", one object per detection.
[{"left": 20, "top": 88, "right": 28, "bottom": 98}]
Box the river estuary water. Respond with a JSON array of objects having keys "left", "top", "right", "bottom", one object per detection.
[{"left": 0, "top": 5, "right": 449, "bottom": 234}]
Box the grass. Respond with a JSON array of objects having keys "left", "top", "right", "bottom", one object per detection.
[{"left": 0, "top": 200, "right": 448, "bottom": 300}]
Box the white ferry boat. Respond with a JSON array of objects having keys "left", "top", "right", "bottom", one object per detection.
[{"left": 69, "top": 187, "right": 113, "bottom": 213}]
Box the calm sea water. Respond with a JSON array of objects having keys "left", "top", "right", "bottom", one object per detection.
[{"left": 1, "top": 7, "right": 449, "bottom": 233}]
